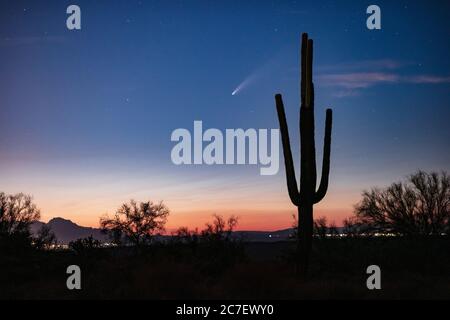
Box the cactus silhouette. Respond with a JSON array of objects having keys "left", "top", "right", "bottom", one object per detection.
[{"left": 275, "top": 33, "right": 333, "bottom": 276}]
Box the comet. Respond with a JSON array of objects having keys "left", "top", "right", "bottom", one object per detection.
[
  {"left": 231, "top": 74, "right": 258, "bottom": 96},
  {"left": 230, "top": 51, "right": 284, "bottom": 96}
]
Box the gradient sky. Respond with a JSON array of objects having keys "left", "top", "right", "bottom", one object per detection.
[{"left": 1, "top": 0, "right": 449, "bottom": 231}]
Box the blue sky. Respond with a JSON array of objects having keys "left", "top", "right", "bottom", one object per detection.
[{"left": 1, "top": 0, "right": 449, "bottom": 229}]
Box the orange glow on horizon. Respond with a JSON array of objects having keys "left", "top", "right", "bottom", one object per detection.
[
  {"left": 38, "top": 203, "right": 355, "bottom": 232},
  {"left": 3, "top": 161, "right": 361, "bottom": 232}
]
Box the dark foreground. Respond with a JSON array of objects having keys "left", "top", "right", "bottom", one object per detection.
[{"left": 1, "top": 237, "right": 449, "bottom": 299}]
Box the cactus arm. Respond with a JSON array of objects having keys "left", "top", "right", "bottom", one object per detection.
[
  {"left": 314, "top": 108, "right": 333, "bottom": 204},
  {"left": 275, "top": 94, "right": 301, "bottom": 206}
]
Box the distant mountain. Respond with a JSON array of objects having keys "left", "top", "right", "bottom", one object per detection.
[
  {"left": 31, "top": 217, "right": 107, "bottom": 244},
  {"left": 30, "top": 217, "right": 344, "bottom": 244}
]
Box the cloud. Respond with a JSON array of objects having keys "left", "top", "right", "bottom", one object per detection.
[
  {"left": 404, "top": 75, "right": 450, "bottom": 84},
  {"left": 322, "top": 59, "right": 401, "bottom": 71},
  {"left": 317, "top": 72, "right": 399, "bottom": 89},
  {"left": 316, "top": 59, "right": 450, "bottom": 97},
  {"left": 318, "top": 72, "right": 450, "bottom": 90}
]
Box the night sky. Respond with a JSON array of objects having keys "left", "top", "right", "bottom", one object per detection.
[{"left": 1, "top": 0, "right": 449, "bottom": 230}]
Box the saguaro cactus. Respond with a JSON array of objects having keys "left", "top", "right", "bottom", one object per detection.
[{"left": 275, "top": 33, "right": 333, "bottom": 276}]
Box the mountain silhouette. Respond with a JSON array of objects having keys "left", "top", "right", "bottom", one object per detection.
[
  {"left": 30, "top": 218, "right": 345, "bottom": 244},
  {"left": 31, "top": 217, "right": 107, "bottom": 244}
]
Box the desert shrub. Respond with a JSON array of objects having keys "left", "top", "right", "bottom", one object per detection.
[
  {"left": 33, "top": 225, "right": 57, "bottom": 250},
  {"left": 69, "top": 235, "right": 101, "bottom": 256},
  {"left": 168, "top": 215, "right": 245, "bottom": 274}
]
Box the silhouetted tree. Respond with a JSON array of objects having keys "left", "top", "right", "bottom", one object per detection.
[
  {"left": 328, "top": 221, "right": 339, "bottom": 237},
  {"left": 69, "top": 235, "right": 101, "bottom": 255},
  {"left": 174, "top": 226, "right": 193, "bottom": 239},
  {"left": 313, "top": 217, "right": 328, "bottom": 239},
  {"left": 173, "top": 226, "right": 199, "bottom": 244},
  {"left": 342, "top": 217, "right": 368, "bottom": 237},
  {"left": 33, "top": 225, "right": 57, "bottom": 250},
  {"left": 169, "top": 215, "right": 244, "bottom": 273},
  {"left": 355, "top": 171, "right": 450, "bottom": 236},
  {"left": 200, "top": 214, "right": 244, "bottom": 271},
  {"left": 100, "top": 199, "right": 169, "bottom": 246},
  {"left": 0, "top": 192, "right": 40, "bottom": 249},
  {"left": 292, "top": 215, "right": 339, "bottom": 239},
  {"left": 200, "top": 214, "right": 238, "bottom": 242}
]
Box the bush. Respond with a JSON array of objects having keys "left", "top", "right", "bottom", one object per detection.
[{"left": 69, "top": 235, "right": 101, "bottom": 256}]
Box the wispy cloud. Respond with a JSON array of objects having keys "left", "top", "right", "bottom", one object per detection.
[
  {"left": 317, "top": 59, "right": 450, "bottom": 97},
  {"left": 405, "top": 75, "right": 450, "bottom": 84},
  {"left": 318, "top": 72, "right": 399, "bottom": 89},
  {"left": 317, "top": 59, "right": 411, "bottom": 72},
  {"left": 319, "top": 72, "right": 450, "bottom": 90}
]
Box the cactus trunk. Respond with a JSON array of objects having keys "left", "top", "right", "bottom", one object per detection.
[{"left": 275, "top": 33, "right": 333, "bottom": 277}]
